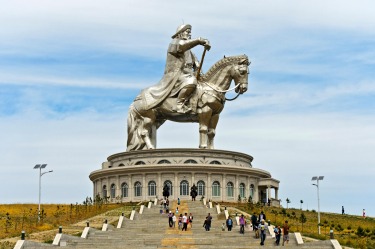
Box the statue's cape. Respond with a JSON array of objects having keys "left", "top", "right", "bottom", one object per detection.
[{"left": 138, "top": 64, "right": 183, "bottom": 110}]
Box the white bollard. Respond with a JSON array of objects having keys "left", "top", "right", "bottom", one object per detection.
[
  {"left": 139, "top": 205, "right": 145, "bottom": 214},
  {"left": 130, "top": 210, "right": 136, "bottom": 220},
  {"left": 235, "top": 216, "right": 240, "bottom": 225},
  {"left": 203, "top": 198, "right": 206, "bottom": 206},
  {"left": 52, "top": 233, "right": 62, "bottom": 246},
  {"left": 148, "top": 201, "right": 152, "bottom": 209},
  {"left": 216, "top": 204, "right": 221, "bottom": 214},
  {"left": 13, "top": 240, "right": 25, "bottom": 249},
  {"left": 224, "top": 210, "right": 229, "bottom": 219},
  {"left": 81, "top": 227, "right": 90, "bottom": 238},
  {"left": 117, "top": 216, "right": 124, "bottom": 228},
  {"left": 209, "top": 202, "right": 213, "bottom": 209}
]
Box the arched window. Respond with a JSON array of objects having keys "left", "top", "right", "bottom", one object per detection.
[
  {"left": 210, "top": 160, "right": 222, "bottom": 165},
  {"left": 158, "top": 160, "right": 171, "bottom": 164},
  {"left": 180, "top": 180, "right": 189, "bottom": 196},
  {"left": 163, "top": 180, "right": 173, "bottom": 196},
  {"left": 250, "top": 184, "right": 255, "bottom": 199},
  {"left": 121, "top": 183, "right": 128, "bottom": 198},
  {"left": 110, "top": 184, "right": 116, "bottom": 198},
  {"left": 197, "top": 180, "right": 205, "bottom": 196},
  {"left": 184, "top": 159, "right": 197, "bottom": 164},
  {"left": 148, "top": 181, "right": 157, "bottom": 196},
  {"left": 102, "top": 185, "right": 107, "bottom": 198},
  {"left": 119, "top": 163, "right": 125, "bottom": 167},
  {"left": 134, "top": 181, "right": 142, "bottom": 197},
  {"left": 239, "top": 183, "right": 245, "bottom": 198},
  {"left": 135, "top": 161, "right": 145, "bottom": 165},
  {"left": 212, "top": 181, "right": 220, "bottom": 197},
  {"left": 226, "top": 182, "right": 234, "bottom": 197}
]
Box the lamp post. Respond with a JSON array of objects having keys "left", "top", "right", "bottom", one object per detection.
[
  {"left": 34, "top": 164, "right": 53, "bottom": 222},
  {"left": 312, "top": 176, "right": 324, "bottom": 235}
]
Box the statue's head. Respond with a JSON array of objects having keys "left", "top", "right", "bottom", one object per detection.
[{"left": 172, "top": 24, "right": 192, "bottom": 40}]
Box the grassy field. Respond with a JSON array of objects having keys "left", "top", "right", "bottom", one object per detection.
[
  {"left": 0, "top": 201, "right": 139, "bottom": 242},
  {"left": 230, "top": 202, "right": 375, "bottom": 249}
]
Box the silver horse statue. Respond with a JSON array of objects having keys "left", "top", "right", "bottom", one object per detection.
[{"left": 127, "top": 55, "right": 250, "bottom": 151}]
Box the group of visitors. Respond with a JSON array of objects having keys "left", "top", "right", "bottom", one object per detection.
[
  {"left": 168, "top": 211, "right": 194, "bottom": 231},
  {"left": 248, "top": 211, "right": 290, "bottom": 246},
  {"left": 161, "top": 198, "right": 170, "bottom": 213}
]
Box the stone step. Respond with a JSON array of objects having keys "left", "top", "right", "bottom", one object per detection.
[{"left": 19, "top": 200, "right": 335, "bottom": 249}]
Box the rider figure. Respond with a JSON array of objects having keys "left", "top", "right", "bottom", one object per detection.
[{"left": 167, "top": 24, "right": 211, "bottom": 113}]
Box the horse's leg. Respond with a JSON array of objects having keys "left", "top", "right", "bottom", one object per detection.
[
  {"left": 198, "top": 106, "right": 212, "bottom": 149},
  {"left": 208, "top": 114, "right": 220, "bottom": 149},
  {"left": 140, "top": 110, "right": 156, "bottom": 149}
]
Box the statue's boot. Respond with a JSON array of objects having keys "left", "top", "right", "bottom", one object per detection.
[
  {"left": 175, "top": 87, "right": 194, "bottom": 113},
  {"left": 176, "top": 100, "right": 191, "bottom": 113}
]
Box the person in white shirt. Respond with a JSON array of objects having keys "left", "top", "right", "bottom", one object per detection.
[{"left": 182, "top": 213, "right": 188, "bottom": 231}]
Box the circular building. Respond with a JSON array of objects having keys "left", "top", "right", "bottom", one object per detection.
[{"left": 89, "top": 148, "right": 280, "bottom": 205}]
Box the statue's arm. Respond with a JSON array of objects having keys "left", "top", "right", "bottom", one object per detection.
[{"left": 177, "top": 37, "right": 209, "bottom": 53}]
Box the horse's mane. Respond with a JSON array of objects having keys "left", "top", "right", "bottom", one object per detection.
[{"left": 201, "top": 55, "right": 248, "bottom": 81}]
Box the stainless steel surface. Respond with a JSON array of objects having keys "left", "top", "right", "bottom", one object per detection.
[{"left": 127, "top": 25, "right": 250, "bottom": 151}]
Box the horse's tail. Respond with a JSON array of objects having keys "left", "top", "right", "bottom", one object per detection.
[{"left": 126, "top": 104, "right": 147, "bottom": 151}]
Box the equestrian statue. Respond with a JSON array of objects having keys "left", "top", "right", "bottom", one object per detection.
[{"left": 127, "top": 24, "right": 250, "bottom": 151}]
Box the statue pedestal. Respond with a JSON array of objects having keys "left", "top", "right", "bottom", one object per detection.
[{"left": 89, "top": 148, "right": 279, "bottom": 204}]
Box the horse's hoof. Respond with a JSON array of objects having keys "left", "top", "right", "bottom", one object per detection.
[{"left": 199, "top": 145, "right": 207, "bottom": 149}]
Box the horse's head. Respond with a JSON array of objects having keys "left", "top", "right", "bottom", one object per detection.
[{"left": 233, "top": 57, "right": 250, "bottom": 94}]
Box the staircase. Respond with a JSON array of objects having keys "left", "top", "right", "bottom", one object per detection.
[{"left": 17, "top": 200, "right": 339, "bottom": 248}]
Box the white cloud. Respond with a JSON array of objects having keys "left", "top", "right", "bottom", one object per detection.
[{"left": 1, "top": 0, "right": 375, "bottom": 217}]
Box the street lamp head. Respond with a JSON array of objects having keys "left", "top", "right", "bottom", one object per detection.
[
  {"left": 318, "top": 176, "right": 324, "bottom": 180},
  {"left": 311, "top": 176, "right": 317, "bottom": 181}
]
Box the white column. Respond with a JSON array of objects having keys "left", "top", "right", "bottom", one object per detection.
[
  {"left": 116, "top": 176, "right": 120, "bottom": 198},
  {"left": 267, "top": 185, "right": 271, "bottom": 200},
  {"left": 142, "top": 174, "right": 146, "bottom": 201},
  {"left": 174, "top": 173, "right": 178, "bottom": 199},
  {"left": 129, "top": 174, "right": 133, "bottom": 201},
  {"left": 222, "top": 174, "right": 226, "bottom": 202},
  {"left": 235, "top": 175, "right": 239, "bottom": 201},
  {"left": 207, "top": 174, "right": 211, "bottom": 200},
  {"left": 158, "top": 173, "right": 162, "bottom": 199}
]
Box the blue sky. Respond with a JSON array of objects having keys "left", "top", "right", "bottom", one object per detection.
[{"left": 1, "top": 0, "right": 374, "bottom": 216}]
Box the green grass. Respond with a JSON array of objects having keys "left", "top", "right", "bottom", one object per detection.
[{"left": 227, "top": 202, "right": 375, "bottom": 249}]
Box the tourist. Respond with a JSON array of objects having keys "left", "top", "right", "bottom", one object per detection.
[
  {"left": 342, "top": 206, "right": 345, "bottom": 215},
  {"left": 178, "top": 214, "right": 183, "bottom": 229},
  {"left": 176, "top": 206, "right": 179, "bottom": 214},
  {"left": 221, "top": 223, "right": 225, "bottom": 231},
  {"left": 226, "top": 216, "right": 233, "bottom": 231},
  {"left": 189, "top": 213, "right": 194, "bottom": 228},
  {"left": 239, "top": 214, "right": 246, "bottom": 234},
  {"left": 177, "top": 197, "right": 180, "bottom": 205},
  {"left": 274, "top": 225, "right": 281, "bottom": 246},
  {"left": 205, "top": 213, "right": 212, "bottom": 231},
  {"left": 168, "top": 211, "right": 173, "bottom": 227},
  {"left": 163, "top": 198, "right": 167, "bottom": 209},
  {"left": 258, "top": 211, "right": 266, "bottom": 222},
  {"left": 254, "top": 219, "right": 260, "bottom": 238},
  {"left": 182, "top": 213, "right": 188, "bottom": 231},
  {"left": 259, "top": 219, "right": 268, "bottom": 246},
  {"left": 166, "top": 198, "right": 169, "bottom": 209},
  {"left": 282, "top": 220, "right": 290, "bottom": 246},
  {"left": 251, "top": 213, "right": 257, "bottom": 231},
  {"left": 172, "top": 213, "right": 176, "bottom": 228},
  {"left": 363, "top": 209, "right": 366, "bottom": 218}
]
